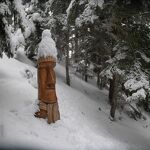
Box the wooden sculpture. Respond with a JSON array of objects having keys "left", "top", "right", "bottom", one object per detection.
[{"left": 35, "top": 30, "right": 60, "bottom": 124}]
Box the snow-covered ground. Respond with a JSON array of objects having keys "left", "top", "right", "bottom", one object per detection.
[{"left": 0, "top": 54, "right": 150, "bottom": 150}]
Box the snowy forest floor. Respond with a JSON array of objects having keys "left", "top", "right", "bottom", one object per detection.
[{"left": 0, "top": 52, "right": 150, "bottom": 150}]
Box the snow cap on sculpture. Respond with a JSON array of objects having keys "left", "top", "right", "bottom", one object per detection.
[{"left": 38, "top": 29, "right": 57, "bottom": 59}]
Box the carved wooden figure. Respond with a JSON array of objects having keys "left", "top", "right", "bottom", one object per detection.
[{"left": 35, "top": 56, "right": 60, "bottom": 124}]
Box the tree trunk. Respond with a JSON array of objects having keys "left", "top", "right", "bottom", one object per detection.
[
  {"left": 84, "top": 63, "right": 88, "bottom": 82},
  {"left": 85, "top": 73, "right": 88, "bottom": 82},
  {"left": 100, "top": 78, "right": 104, "bottom": 90},
  {"left": 65, "top": 23, "right": 71, "bottom": 86},
  {"left": 66, "top": 46, "right": 70, "bottom": 86},
  {"left": 109, "top": 73, "right": 119, "bottom": 120},
  {"left": 74, "top": 26, "right": 78, "bottom": 63},
  {"left": 144, "top": 93, "right": 150, "bottom": 112},
  {"left": 109, "top": 78, "right": 114, "bottom": 104},
  {"left": 97, "top": 72, "right": 100, "bottom": 88},
  {"left": 14, "top": 10, "right": 18, "bottom": 31}
]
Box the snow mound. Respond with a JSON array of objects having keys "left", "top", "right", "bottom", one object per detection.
[{"left": 38, "top": 29, "right": 57, "bottom": 59}]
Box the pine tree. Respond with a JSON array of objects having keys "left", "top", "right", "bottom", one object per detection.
[
  {"left": 0, "top": 0, "right": 14, "bottom": 57},
  {"left": 101, "top": 0, "right": 150, "bottom": 119}
]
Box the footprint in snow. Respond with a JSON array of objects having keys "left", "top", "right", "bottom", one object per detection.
[
  {"left": 30, "top": 131, "right": 39, "bottom": 137},
  {"left": 10, "top": 109, "right": 18, "bottom": 116}
]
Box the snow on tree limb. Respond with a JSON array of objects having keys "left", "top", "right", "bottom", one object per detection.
[{"left": 14, "top": 0, "right": 35, "bottom": 38}]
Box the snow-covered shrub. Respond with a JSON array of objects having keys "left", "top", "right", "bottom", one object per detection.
[{"left": 123, "top": 66, "right": 150, "bottom": 115}]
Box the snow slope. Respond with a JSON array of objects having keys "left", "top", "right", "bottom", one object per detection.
[{"left": 0, "top": 54, "right": 150, "bottom": 150}]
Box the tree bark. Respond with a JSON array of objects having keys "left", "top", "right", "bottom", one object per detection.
[
  {"left": 84, "top": 60, "right": 88, "bottom": 82},
  {"left": 109, "top": 73, "right": 119, "bottom": 119},
  {"left": 144, "top": 93, "right": 150, "bottom": 112},
  {"left": 97, "top": 72, "right": 100, "bottom": 88},
  {"left": 65, "top": 38, "right": 70, "bottom": 86},
  {"left": 100, "top": 78, "right": 104, "bottom": 90},
  {"left": 85, "top": 73, "right": 88, "bottom": 82},
  {"left": 74, "top": 26, "right": 78, "bottom": 63},
  {"left": 109, "top": 78, "right": 114, "bottom": 104}
]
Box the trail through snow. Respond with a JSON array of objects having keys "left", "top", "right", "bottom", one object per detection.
[{"left": 0, "top": 55, "right": 150, "bottom": 150}]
